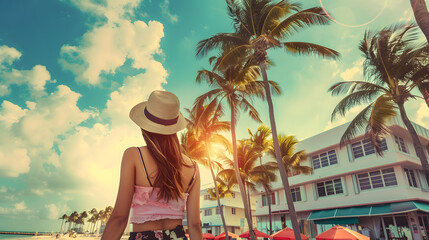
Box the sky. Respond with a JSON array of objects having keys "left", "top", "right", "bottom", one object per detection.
[{"left": 0, "top": 0, "right": 428, "bottom": 232}]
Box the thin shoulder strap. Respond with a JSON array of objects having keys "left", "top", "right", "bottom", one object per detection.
[
  {"left": 136, "top": 147, "right": 153, "bottom": 187},
  {"left": 186, "top": 161, "right": 197, "bottom": 192}
]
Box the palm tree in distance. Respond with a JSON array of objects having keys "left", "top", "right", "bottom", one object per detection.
[
  {"left": 255, "top": 169, "right": 276, "bottom": 234},
  {"left": 195, "top": 56, "right": 281, "bottom": 239},
  {"left": 269, "top": 134, "right": 312, "bottom": 176},
  {"left": 196, "top": 1, "right": 339, "bottom": 239},
  {"left": 329, "top": 24, "right": 429, "bottom": 182},
  {"left": 182, "top": 98, "right": 231, "bottom": 239},
  {"left": 248, "top": 125, "right": 272, "bottom": 165},
  {"left": 218, "top": 139, "right": 278, "bottom": 231},
  {"left": 59, "top": 214, "right": 68, "bottom": 233}
]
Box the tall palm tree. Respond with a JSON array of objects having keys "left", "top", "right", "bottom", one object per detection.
[
  {"left": 248, "top": 125, "right": 272, "bottom": 165},
  {"left": 196, "top": 1, "right": 339, "bottom": 239},
  {"left": 269, "top": 134, "right": 312, "bottom": 176},
  {"left": 59, "top": 214, "right": 68, "bottom": 233},
  {"left": 182, "top": 99, "right": 231, "bottom": 239},
  {"left": 218, "top": 140, "right": 278, "bottom": 231},
  {"left": 329, "top": 24, "right": 429, "bottom": 183},
  {"left": 195, "top": 57, "right": 281, "bottom": 239},
  {"left": 79, "top": 211, "right": 88, "bottom": 233},
  {"left": 410, "top": 0, "right": 429, "bottom": 43}
]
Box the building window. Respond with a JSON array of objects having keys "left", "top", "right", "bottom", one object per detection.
[
  {"left": 216, "top": 207, "right": 221, "bottom": 215},
  {"left": 316, "top": 178, "right": 343, "bottom": 197},
  {"left": 395, "top": 136, "right": 408, "bottom": 153},
  {"left": 261, "top": 192, "right": 276, "bottom": 206},
  {"left": 204, "top": 194, "right": 211, "bottom": 200},
  {"left": 291, "top": 187, "right": 302, "bottom": 202},
  {"left": 352, "top": 138, "right": 387, "bottom": 159},
  {"left": 312, "top": 150, "right": 338, "bottom": 169},
  {"left": 231, "top": 192, "right": 235, "bottom": 198},
  {"left": 231, "top": 208, "right": 236, "bottom": 215},
  {"left": 204, "top": 209, "right": 212, "bottom": 216},
  {"left": 404, "top": 168, "right": 418, "bottom": 188},
  {"left": 357, "top": 168, "right": 397, "bottom": 190}
]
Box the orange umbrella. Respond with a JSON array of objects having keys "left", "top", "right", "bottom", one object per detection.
[
  {"left": 240, "top": 229, "right": 270, "bottom": 239},
  {"left": 269, "top": 228, "right": 309, "bottom": 240},
  {"left": 203, "top": 233, "right": 215, "bottom": 239},
  {"left": 316, "top": 225, "right": 369, "bottom": 240},
  {"left": 215, "top": 232, "right": 239, "bottom": 240}
]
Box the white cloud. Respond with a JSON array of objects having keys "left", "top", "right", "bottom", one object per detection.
[
  {"left": 415, "top": 102, "right": 429, "bottom": 128},
  {"left": 0, "top": 45, "right": 21, "bottom": 67},
  {"left": 0, "top": 101, "right": 27, "bottom": 127},
  {"left": 15, "top": 201, "right": 26, "bottom": 210},
  {"left": 0, "top": 149, "right": 30, "bottom": 177},
  {"left": 340, "top": 59, "right": 364, "bottom": 81},
  {"left": 43, "top": 203, "right": 69, "bottom": 219},
  {"left": 60, "top": 0, "right": 165, "bottom": 85},
  {"left": 0, "top": 45, "right": 52, "bottom": 97},
  {"left": 160, "top": 0, "right": 178, "bottom": 23}
]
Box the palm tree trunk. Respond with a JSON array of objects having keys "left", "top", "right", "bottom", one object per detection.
[
  {"left": 246, "top": 182, "right": 253, "bottom": 222},
  {"left": 398, "top": 102, "right": 429, "bottom": 183},
  {"left": 206, "top": 144, "right": 230, "bottom": 240},
  {"left": 230, "top": 103, "right": 256, "bottom": 240},
  {"left": 263, "top": 186, "right": 273, "bottom": 235},
  {"left": 410, "top": 0, "right": 429, "bottom": 43},
  {"left": 260, "top": 62, "right": 302, "bottom": 240},
  {"left": 59, "top": 219, "right": 64, "bottom": 233}
]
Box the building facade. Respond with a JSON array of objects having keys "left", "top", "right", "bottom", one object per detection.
[
  {"left": 191, "top": 184, "right": 257, "bottom": 236},
  {"left": 254, "top": 118, "right": 429, "bottom": 240}
]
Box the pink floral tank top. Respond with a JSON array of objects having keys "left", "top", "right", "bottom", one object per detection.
[{"left": 130, "top": 147, "right": 196, "bottom": 224}]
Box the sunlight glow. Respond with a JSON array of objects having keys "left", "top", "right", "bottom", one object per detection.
[{"left": 319, "top": 0, "right": 388, "bottom": 28}]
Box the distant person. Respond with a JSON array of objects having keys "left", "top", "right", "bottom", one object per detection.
[{"left": 102, "top": 91, "right": 202, "bottom": 240}]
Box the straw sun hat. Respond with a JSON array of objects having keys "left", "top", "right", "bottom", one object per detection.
[{"left": 129, "top": 90, "right": 187, "bottom": 135}]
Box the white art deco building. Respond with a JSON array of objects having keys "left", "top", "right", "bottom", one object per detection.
[{"left": 254, "top": 117, "right": 429, "bottom": 240}]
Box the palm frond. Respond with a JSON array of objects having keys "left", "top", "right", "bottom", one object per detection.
[
  {"left": 283, "top": 41, "right": 340, "bottom": 59},
  {"left": 331, "top": 89, "right": 381, "bottom": 121},
  {"left": 366, "top": 94, "right": 397, "bottom": 155},
  {"left": 270, "top": 7, "right": 331, "bottom": 39},
  {"left": 339, "top": 103, "right": 373, "bottom": 147}
]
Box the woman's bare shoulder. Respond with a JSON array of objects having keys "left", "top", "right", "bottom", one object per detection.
[{"left": 181, "top": 154, "right": 194, "bottom": 166}]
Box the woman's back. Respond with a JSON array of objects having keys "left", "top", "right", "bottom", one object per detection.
[{"left": 131, "top": 146, "right": 197, "bottom": 232}]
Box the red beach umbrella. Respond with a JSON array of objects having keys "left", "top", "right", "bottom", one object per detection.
[
  {"left": 316, "top": 225, "right": 369, "bottom": 240},
  {"left": 203, "top": 233, "right": 215, "bottom": 239},
  {"left": 215, "top": 232, "right": 239, "bottom": 240},
  {"left": 269, "top": 228, "right": 309, "bottom": 240},
  {"left": 240, "top": 229, "right": 270, "bottom": 239}
]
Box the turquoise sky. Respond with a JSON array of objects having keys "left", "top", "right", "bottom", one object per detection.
[{"left": 0, "top": 0, "right": 428, "bottom": 232}]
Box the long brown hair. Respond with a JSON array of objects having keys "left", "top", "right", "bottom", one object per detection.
[{"left": 141, "top": 129, "right": 191, "bottom": 201}]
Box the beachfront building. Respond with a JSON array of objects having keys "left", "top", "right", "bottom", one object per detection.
[
  {"left": 254, "top": 118, "right": 429, "bottom": 240},
  {"left": 185, "top": 184, "right": 256, "bottom": 235}
]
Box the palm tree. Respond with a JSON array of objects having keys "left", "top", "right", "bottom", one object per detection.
[
  {"left": 269, "top": 134, "right": 312, "bottom": 176},
  {"left": 79, "top": 211, "right": 88, "bottom": 233},
  {"left": 218, "top": 140, "right": 278, "bottom": 232},
  {"left": 182, "top": 99, "right": 231, "bottom": 239},
  {"left": 196, "top": 1, "right": 339, "bottom": 239},
  {"left": 195, "top": 57, "right": 280, "bottom": 239},
  {"left": 248, "top": 125, "right": 272, "bottom": 165},
  {"left": 248, "top": 125, "right": 276, "bottom": 234},
  {"left": 329, "top": 24, "right": 429, "bottom": 183},
  {"left": 59, "top": 214, "right": 68, "bottom": 233},
  {"left": 409, "top": 0, "right": 429, "bottom": 43}
]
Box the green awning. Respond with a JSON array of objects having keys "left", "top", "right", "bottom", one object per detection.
[
  {"left": 307, "top": 209, "right": 336, "bottom": 220},
  {"left": 414, "top": 202, "right": 429, "bottom": 213},
  {"left": 314, "top": 217, "right": 359, "bottom": 225},
  {"left": 335, "top": 206, "right": 371, "bottom": 217},
  {"left": 308, "top": 201, "right": 429, "bottom": 221}
]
